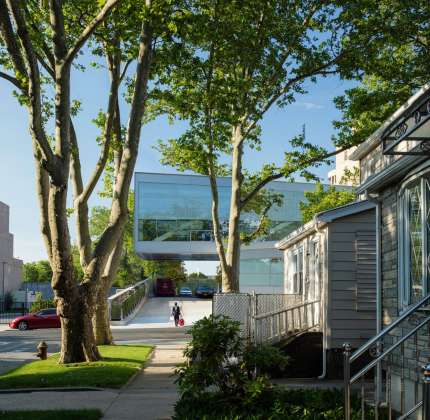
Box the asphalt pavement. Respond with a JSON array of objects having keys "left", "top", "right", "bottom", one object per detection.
[
  {"left": 0, "top": 326, "right": 189, "bottom": 375},
  {"left": 0, "top": 296, "right": 210, "bottom": 375}
]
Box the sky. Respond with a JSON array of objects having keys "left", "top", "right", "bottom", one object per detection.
[{"left": 0, "top": 59, "right": 354, "bottom": 275}]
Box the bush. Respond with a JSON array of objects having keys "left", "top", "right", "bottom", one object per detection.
[
  {"left": 30, "top": 292, "right": 54, "bottom": 313},
  {"left": 175, "top": 315, "right": 290, "bottom": 403},
  {"left": 174, "top": 388, "right": 376, "bottom": 420}
]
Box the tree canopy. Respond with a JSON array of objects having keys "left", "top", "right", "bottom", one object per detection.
[{"left": 300, "top": 183, "right": 356, "bottom": 224}]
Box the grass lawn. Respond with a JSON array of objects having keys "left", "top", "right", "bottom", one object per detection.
[
  {"left": 0, "top": 345, "right": 153, "bottom": 389},
  {"left": 0, "top": 409, "right": 102, "bottom": 420}
]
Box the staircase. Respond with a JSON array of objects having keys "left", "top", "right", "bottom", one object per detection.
[{"left": 343, "top": 294, "right": 430, "bottom": 420}]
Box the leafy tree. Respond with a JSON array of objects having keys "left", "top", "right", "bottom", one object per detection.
[
  {"left": 0, "top": 0, "right": 165, "bottom": 362},
  {"left": 333, "top": 0, "right": 430, "bottom": 149},
  {"left": 155, "top": 0, "right": 365, "bottom": 292},
  {"left": 299, "top": 183, "right": 356, "bottom": 224},
  {"left": 90, "top": 197, "right": 186, "bottom": 288},
  {"left": 23, "top": 261, "right": 53, "bottom": 283}
]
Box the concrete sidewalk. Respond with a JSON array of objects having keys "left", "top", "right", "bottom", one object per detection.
[{"left": 0, "top": 340, "right": 187, "bottom": 420}]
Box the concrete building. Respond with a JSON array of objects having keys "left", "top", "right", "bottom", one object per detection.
[
  {"left": 134, "top": 172, "right": 324, "bottom": 294},
  {"left": 327, "top": 146, "right": 359, "bottom": 185},
  {"left": 0, "top": 201, "right": 23, "bottom": 298},
  {"left": 342, "top": 83, "right": 430, "bottom": 418},
  {"left": 276, "top": 200, "right": 376, "bottom": 376}
]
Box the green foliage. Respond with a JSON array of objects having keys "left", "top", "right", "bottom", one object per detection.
[
  {"left": 333, "top": 1, "right": 430, "bottom": 149},
  {"left": 175, "top": 315, "right": 290, "bottom": 407},
  {"left": 89, "top": 194, "right": 186, "bottom": 287},
  {"left": 0, "top": 345, "right": 153, "bottom": 389},
  {"left": 23, "top": 261, "right": 52, "bottom": 283},
  {"left": 242, "top": 344, "right": 290, "bottom": 378},
  {"left": 29, "top": 292, "right": 54, "bottom": 313},
  {"left": 300, "top": 183, "right": 356, "bottom": 224},
  {"left": 174, "top": 388, "right": 377, "bottom": 420}
]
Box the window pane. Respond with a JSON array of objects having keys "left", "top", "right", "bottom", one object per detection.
[{"left": 408, "top": 182, "right": 423, "bottom": 304}]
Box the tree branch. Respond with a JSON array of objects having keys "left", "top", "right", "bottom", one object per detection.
[
  {"left": 0, "top": 1, "right": 27, "bottom": 78},
  {"left": 7, "top": 0, "right": 56, "bottom": 169},
  {"left": 241, "top": 144, "right": 352, "bottom": 208},
  {"left": 0, "top": 71, "right": 23, "bottom": 89},
  {"left": 64, "top": 0, "right": 120, "bottom": 67}
]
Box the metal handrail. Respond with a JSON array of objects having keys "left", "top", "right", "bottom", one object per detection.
[
  {"left": 350, "top": 293, "right": 430, "bottom": 363},
  {"left": 344, "top": 293, "right": 430, "bottom": 420},
  {"left": 350, "top": 314, "right": 430, "bottom": 384},
  {"left": 397, "top": 401, "right": 423, "bottom": 420}
]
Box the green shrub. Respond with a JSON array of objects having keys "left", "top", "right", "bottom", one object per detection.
[
  {"left": 175, "top": 315, "right": 291, "bottom": 405},
  {"left": 174, "top": 388, "right": 377, "bottom": 420}
]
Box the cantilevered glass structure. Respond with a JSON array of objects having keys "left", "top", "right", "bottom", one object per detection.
[{"left": 134, "top": 172, "right": 322, "bottom": 293}]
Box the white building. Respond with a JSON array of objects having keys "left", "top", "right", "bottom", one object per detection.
[
  {"left": 0, "top": 201, "right": 23, "bottom": 297},
  {"left": 327, "top": 146, "right": 359, "bottom": 185}
]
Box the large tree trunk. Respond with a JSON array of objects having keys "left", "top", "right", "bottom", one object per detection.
[
  {"left": 93, "top": 236, "right": 123, "bottom": 345},
  {"left": 208, "top": 165, "right": 229, "bottom": 286},
  {"left": 224, "top": 125, "right": 244, "bottom": 292}
]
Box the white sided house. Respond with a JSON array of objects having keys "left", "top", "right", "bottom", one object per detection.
[{"left": 276, "top": 200, "right": 377, "bottom": 377}]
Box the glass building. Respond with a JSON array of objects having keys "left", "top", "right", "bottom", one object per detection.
[{"left": 134, "top": 172, "right": 321, "bottom": 293}]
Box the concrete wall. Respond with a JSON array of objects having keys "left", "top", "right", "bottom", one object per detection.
[{"left": 0, "top": 201, "right": 22, "bottom": 296}]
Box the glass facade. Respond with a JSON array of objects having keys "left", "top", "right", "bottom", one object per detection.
[
  {"left": 134, "top": 173, "right": 323, "bottom": 292},
  {"left": 136, "top": 176, "right": 310, "bottom": 243}
]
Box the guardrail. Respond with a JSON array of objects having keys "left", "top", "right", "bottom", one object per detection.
[
  {"left": 108, "top": 278, "right": 150, "bottom": 322},
  {"left": 343, "top": 293, "right": 430, "bottom": 420},
  {"left": 253, "top": 299, "right": 320, "bottom": 345}
]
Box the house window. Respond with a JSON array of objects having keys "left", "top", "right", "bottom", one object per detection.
[
  {"left": 399, "top": 174, "right": 430, "bottom": 306},
  {"left": 291, "top": 247, "right": 304, "bottom": 294}
]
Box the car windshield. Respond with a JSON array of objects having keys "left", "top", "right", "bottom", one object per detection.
[{"left": 37, "top": 309, "right": 56, "bottom": 316}]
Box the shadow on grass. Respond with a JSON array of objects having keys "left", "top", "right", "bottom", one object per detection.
[
  {"left": 0, "top": 409, "right": 102, "bottom": 420},
  {"left": 0, "top": 366, "right": 137, "bottom": 389}
]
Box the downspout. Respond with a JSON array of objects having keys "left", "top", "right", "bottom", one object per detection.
[
  {"left": 313, "top": 217, "right": 327, "bottom": 379},
  {"left": 365, "top": 192, "right": 382, "bottom": 404}
]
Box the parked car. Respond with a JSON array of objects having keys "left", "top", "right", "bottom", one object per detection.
[
  {"left": 155, "top": 278, "right": 176, "bottom": 297},
  {"left": 9, "top": 308, "right": 60, "bottom": 331},
  {"left": 195, "top": 285, "right": 214, "bottom": 298},
  {"left": 178, "top": 286, "right": 193, "bottom": 297}
]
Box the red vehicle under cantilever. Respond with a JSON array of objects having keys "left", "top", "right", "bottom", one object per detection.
[{"left": 155, "top": 277, "right": 176, "bottom": 297}]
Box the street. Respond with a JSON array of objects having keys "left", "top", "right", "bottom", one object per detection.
[{"left": 0, "top": 327, "right": 188, "bottom": 375}]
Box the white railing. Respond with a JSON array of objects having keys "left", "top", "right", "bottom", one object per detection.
[
  {"left": 252, "top": 299, "right": 320, "bottom": 345},
  {"left": 108, "top": 278, "right": 150, "bottom": 322}
]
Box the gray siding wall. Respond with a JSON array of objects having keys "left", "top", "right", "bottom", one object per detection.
[{"left": 327, "top": 209, "right": 377, "bottom": 349}]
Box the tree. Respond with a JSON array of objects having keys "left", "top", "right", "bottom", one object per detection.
[
  {"left": 23, "top": 261, "right": 53, "bottom": 283},
  {"left": 332, "top": 0, "right": 430, "bottom": 149},
  {"left": 0, "top": 0, "right": 156, "bottom": 362},
  {"left": 155, "top": 0, "right": 364, "bottom": 292},
  {"left": 299, "top": 183, "right": 356, "bottom": 224},
  {"left": 89, "top": 196, "right": 187, "bottom": 288}
]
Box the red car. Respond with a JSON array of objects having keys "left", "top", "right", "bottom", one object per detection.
[
  {"left": 9, "top": 308, "right": 60, "bottom": 331},
  {"left": 155, "top": 278, "right": 176, "bottom": 297}
]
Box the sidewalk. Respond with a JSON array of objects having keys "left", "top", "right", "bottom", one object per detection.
[
  {"left": 103, "top": 342, "right": 185, "bottom": 419},
  {"left": 0, "top": 340, "right": 187, "bottom": 420}
]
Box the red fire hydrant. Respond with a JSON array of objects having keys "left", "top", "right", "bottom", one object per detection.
[{"left": 36, "top": 341, "right": 48, "bottom": 360}]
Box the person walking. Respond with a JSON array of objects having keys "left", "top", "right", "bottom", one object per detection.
[{"left": 171, "top": 302, "right": 181, "bottom": 327}]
